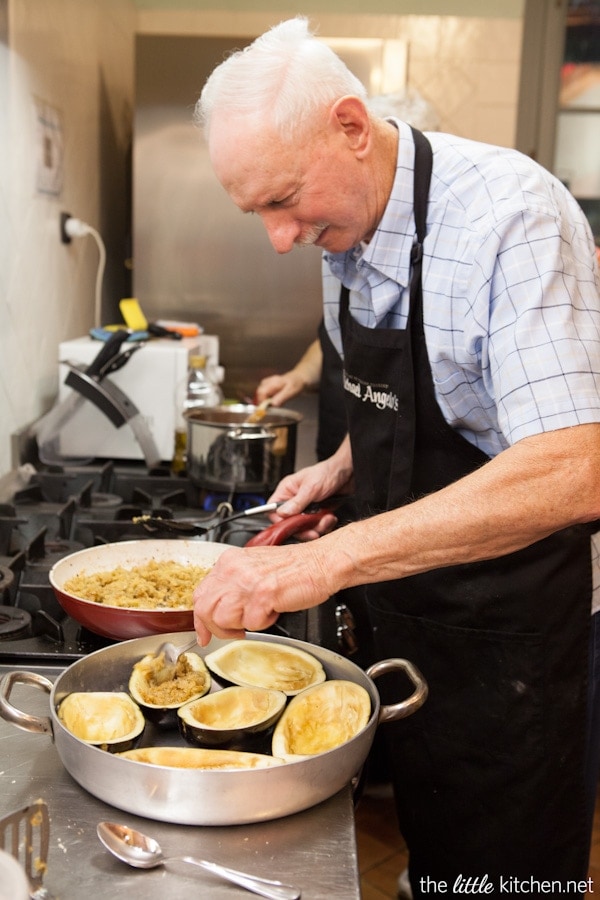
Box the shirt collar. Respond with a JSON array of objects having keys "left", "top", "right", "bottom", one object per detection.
[{"left": 325, "top": 119, "right": 417, "bottom": 290}]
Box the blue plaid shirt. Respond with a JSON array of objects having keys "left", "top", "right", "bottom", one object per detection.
[{"left": 322, "top": 119, "right": 600, "bottom": 610}]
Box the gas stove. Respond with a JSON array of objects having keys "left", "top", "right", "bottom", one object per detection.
[{"left": 0, "top": 458, "right": 283, "bottom": 668}]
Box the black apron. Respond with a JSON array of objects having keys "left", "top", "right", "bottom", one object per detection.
[
  {"left": 316, "top": 317, "right": 347, "bottom": 462},
  {"left": 340, "top": 128, "right": 592, "bottom": 895}
]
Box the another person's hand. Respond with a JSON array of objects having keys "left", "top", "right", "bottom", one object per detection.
[
  {"left": 255, "top": 371, "right": 306, "bottom": 406},
  {"left": 255, "top": 338, "right": 323, "bottom": 406}
]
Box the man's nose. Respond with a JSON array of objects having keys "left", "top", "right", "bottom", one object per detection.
[{"left": 259, "top": 211, "right": 299, "bottom": 254}]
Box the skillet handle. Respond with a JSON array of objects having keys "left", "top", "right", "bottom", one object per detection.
[
  {"left": 366, "top": 658, "right": 428, "bottom": 723},
  {"left": 244, "top": 511, "right": 331, "bottom": 547},
  {"left": 0, "top": 671, "right": 53, "bottom": 735}
]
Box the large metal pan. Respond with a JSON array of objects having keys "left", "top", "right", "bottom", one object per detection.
[
  {"left": 48, "top": 540, "right": 230, "bottom": 640},
  {"left": 0, "top": 632, "right": 427, "bottom": 826}
]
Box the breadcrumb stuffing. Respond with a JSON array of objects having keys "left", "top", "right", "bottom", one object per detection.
[{"left": 63, "top": 560, "right": 211, "bottom": 609}]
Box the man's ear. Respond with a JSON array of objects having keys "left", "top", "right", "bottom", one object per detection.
[{"left": 329, "top": 96, "right": 371, "bottom": 158}]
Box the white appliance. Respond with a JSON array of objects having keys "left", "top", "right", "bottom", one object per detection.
[{"left": 56, "top": 334, "right": 220, "bottom": 462}]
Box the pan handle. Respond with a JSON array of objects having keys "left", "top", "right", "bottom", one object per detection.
[
  {"left": 0, "top": 671, "right": 54, "bottom": 736},
  {"left": 244, "top": 511, "right": 331, "bottom": 546},
  {"left": 366, "top": 658, "right": 428, "bottom": 723}
]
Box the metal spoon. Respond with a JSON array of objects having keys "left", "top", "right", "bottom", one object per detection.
[
  {"left": 97, "top": 822, "right": 301, "bottom": 900},
  {"left": 154, "top": 636, "right": 198, "bottom": 666},
  {"left": 148, "top": 637, "right": 198, "bottom": 684}
]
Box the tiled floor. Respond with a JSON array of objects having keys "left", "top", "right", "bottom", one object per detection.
[{"left": 355, "top": 778, "right": 600, "bottom": 899}]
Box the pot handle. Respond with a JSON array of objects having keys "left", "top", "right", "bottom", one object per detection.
[
  {"left": 245, "top": 511, "right": 331, "bottom": 546},
  {"left": 226, "top": 427, "right": 275, "bottom": 442},
  {"left": 0, "top": 671, "right": 54, "bottom": 736},
  {"left": 366, "top": 658, "right": 428, "bottom": 723}
]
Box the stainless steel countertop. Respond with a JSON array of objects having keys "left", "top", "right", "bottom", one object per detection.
[{"left": 0, "top": 666, "right": 360, "bottom": 899}]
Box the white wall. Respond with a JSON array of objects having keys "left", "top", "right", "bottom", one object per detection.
[{"left": 0, "top": 0, "right": 135, "bottom": 473}]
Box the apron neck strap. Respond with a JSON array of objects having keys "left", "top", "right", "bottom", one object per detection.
[{"left": 409, "top": 127, "right": 433, "bottom": 266}]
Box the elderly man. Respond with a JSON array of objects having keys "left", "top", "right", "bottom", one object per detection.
[{"left": 193, "top": 17, "right": 600, "bottom": 898}]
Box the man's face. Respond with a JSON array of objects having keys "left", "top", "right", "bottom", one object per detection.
[{"left": 208, "top": 109, "right": 378, "bottom": 255}]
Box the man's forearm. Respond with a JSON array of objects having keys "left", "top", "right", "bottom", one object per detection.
[{"left": 312, "top": 423, "right": 600, "bottom": 593}]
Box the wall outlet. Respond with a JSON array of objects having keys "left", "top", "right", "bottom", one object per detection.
[{"left": 60, "top": 211, "right": 72, "bottom": 244}]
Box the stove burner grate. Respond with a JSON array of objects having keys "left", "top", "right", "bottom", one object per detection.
[
  {"left": 0, "top": 564, "right": 15, "bottom": 599},
  {"left": 0, "top": 605, "right": 32, "bottom": 640}
]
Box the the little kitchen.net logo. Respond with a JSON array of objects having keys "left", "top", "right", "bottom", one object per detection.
[
  {"left": 343, "top": 372, "right": 399, "bottom": 411},
  {"left": 417, "top": 873, "right": 595, "bottom": 894}
]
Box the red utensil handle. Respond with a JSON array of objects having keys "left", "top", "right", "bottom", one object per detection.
[{"left": 245, "top": 511, "right": 330, "bottom": 546}]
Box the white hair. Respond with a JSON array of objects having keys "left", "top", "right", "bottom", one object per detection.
[{"left": 195, "top": 17, "right": 367, "bottom": 141}]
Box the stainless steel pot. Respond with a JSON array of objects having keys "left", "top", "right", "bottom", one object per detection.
[
  {"left": 0, "top": 632, "right": 427, "bottom": 826},
  {"left": 186, "top": 404, "right": 302, "bottom": 492}
]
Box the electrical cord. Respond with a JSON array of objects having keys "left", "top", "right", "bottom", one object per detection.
[{"left": 64, "top": 216, "right": 107, "bottom": 329}]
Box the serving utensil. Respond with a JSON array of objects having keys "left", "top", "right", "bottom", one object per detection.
[
  {"left": 134, "top": 500, "right": 283, "bottom": 537},
  {"left": 149, "top": 636, "right": 198, "bottom": 683},
  {"left": 97, "top": 822, "right": 301, "bottom": 899},
  {"left": 154, "top": 636, "right": 198, "bottom": 666},
  {"left": 135, "top": 493, "right": 351, "bottom": 538},
  {"left": 244, "top": 398, "right": 272, "bottom": 423},
  {"left": 0, "top": 800, "right": 52, "bottom": 899}
]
